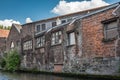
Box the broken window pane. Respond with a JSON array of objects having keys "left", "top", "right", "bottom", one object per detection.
[{"left": 36, "top": 36, "right": 45, "bottom": 48}]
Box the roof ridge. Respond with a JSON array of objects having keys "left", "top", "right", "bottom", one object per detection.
[{"left": 22, "top": 5, "right": 108, "bottom": 25}]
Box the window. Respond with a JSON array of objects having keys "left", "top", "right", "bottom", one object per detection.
[
  {"left": 36, "top": 24, "right": 46, "bottom": 32},
  {"left": 11, "top": 42, "right": 14, "bottom": 49},
  {"left": 68, "top": 32, "right": 76, "bottom": 45},
  {"left": 52, "top": 22, "right": 57, "bottom": 27},
  {"left": 36, "top": 36, "right": 45, "bottom": 48},
  {"left": 61, "top": 20, "right": 66, "bottom": 24},
  {"left": 41, "top": 24, "right": 46, "bottom": 31},
  {"left": 51, "top": 31, "right": 62, "bottom": 45},
  {"left": 36, "top": 25, "right": 40, "bottom": 32},
  {"left": 23, "top": 40, "right": 32, "bottom": 50},
  {"left": 104, "top": 21, "right": 118, "bottom": 40},
  {"left": 67, "top": 18, "right": 73, "bottom": 22}
]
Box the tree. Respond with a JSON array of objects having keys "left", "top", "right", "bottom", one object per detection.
[{"left": 0, "top": 25, "right": 11, "bottom": 30}]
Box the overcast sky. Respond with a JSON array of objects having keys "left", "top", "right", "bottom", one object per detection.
[{"left": 0, "top": 0, "right": 119, "bottom": 26}]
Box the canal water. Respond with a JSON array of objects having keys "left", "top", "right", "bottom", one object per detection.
[{"left": 0, "top": 72, "right": 90, "bottom": 80}]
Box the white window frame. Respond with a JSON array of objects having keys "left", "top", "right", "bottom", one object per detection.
[
  {"left": 23, "top": 40, "right": 32, "bottom": 50},
  {"left": 68, "top": 32, "right": 76, "bottom": 45},
  {"left": 36, "top": 23, "right": 46, "bottom": 32},
  {"left": 51, "top": 31, "right": 62, "bottom": 45}
]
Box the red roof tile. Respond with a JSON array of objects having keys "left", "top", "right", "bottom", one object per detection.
[{"left": 0, "top": 29, "right": 10, "bottom": 38}]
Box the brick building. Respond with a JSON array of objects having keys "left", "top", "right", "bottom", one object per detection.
[
  {"left": 0, "top": 29, "right": 9, "bottom": 57},
  {"left": 6, "top": 2, "right": 120, "bottom": 74},
  {"left": 6, "top": 24, "right": 22, "bottom": 53}
]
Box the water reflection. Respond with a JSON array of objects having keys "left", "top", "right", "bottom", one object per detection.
[{"left": 0, "top": 72, "right": 89, "bottom": 80}]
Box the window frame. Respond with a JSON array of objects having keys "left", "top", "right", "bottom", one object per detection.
[
  {"left": 67, "top": 32, "right": 76, "bottom": 46},
  {"left": 61, "top": 20, "right": 66, "bottom": 24},
  {"left": 52, "top": 21, "right": 57, "bottom": 27},
  {"left": 51, "top": 31, "right": 62, "bottom": 45},
  {"left": 36, "top": 36, "right": 45, "bottom": 48},
  {"left": 23, "top": 40, "right": 33, "bottom": 50},
  {"left": 36, "top": 25, "right": 40, "bottom": 32},
  {"left": 36, "top": 23, "right": 46, "bottom": 33},
  {"left": 41, "top": 24, "right": 46, "bottom": 31},
  {"left": 103, "top": 20, "right": 118, "bottom": 40}
]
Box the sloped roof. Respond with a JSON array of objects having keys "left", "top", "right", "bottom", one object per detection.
[
  {"left": 113, "top": 4, "right": 120, "bottom": 16},
  {"left": 22, "top": 5, "right": 108, "bottom": 25},
  {"left": 12, "top": 24, "right": 22, "bottom": 33},
  {"left": 46, "top": 2, "right": 120, "bottom": 33},
  {"left": 0, "top": 29, "right": 10, "bottom": 38}
]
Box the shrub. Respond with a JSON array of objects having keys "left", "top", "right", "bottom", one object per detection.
[
  {"left": 0, "top": 57, "right": 6, "bottom": 68},
  {"left": 5, "top": 49, "right": 20, "bottom": 71}
]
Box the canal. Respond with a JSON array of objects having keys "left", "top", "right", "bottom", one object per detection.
[{"left": 0, "top": 71, "right": 90, "bottom": 80}]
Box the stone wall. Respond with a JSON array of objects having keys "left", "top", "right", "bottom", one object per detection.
[
  {"left": 63, "top": 57, "right": 120, "bottom": 74},
  {"left": 20, "top": 23, "right": 36, "bottom": 69}
]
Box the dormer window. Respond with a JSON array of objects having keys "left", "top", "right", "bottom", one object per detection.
[
  {"left": 41, "top": 24, "right": 46, "bottom": 31},
  {"left": 36, "top": 23, "right": 46, "bottom": 32},
  {"left": 52, "top": 22, "right": 57, "bottom": 27},
  {"left": 61, "top": 20, "right": 66, "bottom": 24},
  {"left": 36, "top": 25, "right": 40, "bottom": 32}
]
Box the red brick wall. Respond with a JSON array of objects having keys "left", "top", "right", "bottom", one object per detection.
[{"left": 82, "top": 8, "right": 117, "bottom": 58}]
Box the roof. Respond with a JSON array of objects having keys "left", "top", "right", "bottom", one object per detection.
[
  {"left": 22, "top": 5, "right": 108, "bottom": 26},
  {"left": 12, "top": 24, "right": 22, "bottom": 33},
  {"left": 72, "top": 2, "right": 120, "bottom": 24},
  {"left": 112, "top": 4, "right": 120, "bottom": 16},
  {"left": 46, "top": 2, "right": 120, "bottom": 33},
  {"left": 0, "top": 29, "right": 10, "bottom": 38}
]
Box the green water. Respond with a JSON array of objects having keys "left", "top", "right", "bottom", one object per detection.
[{"left": 0, "top": 72, "right": 91, "bottom": 80}]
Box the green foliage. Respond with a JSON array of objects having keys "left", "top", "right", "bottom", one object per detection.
[
  {"left": 0, "top": 25, "right": 11, "bottom": 30},
  {"left": 0, "top": 49, "right": 20, "bottom": 71},
  {"left": 0, "top": 57, "right": 6, "bottom": 68},
  {"left": 5, "top": 49, "right": 20, "bottom": 71}
]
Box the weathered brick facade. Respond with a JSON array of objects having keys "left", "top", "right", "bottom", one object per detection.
[
  {"left": 6, "top": 24, "right": 22, "bottom": 53},
  {"left": 4, "top": 2, "right": 120, "bottom": 74},
  {"left": 82, "top": 8, "right": 116, "bottom": 58}
]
